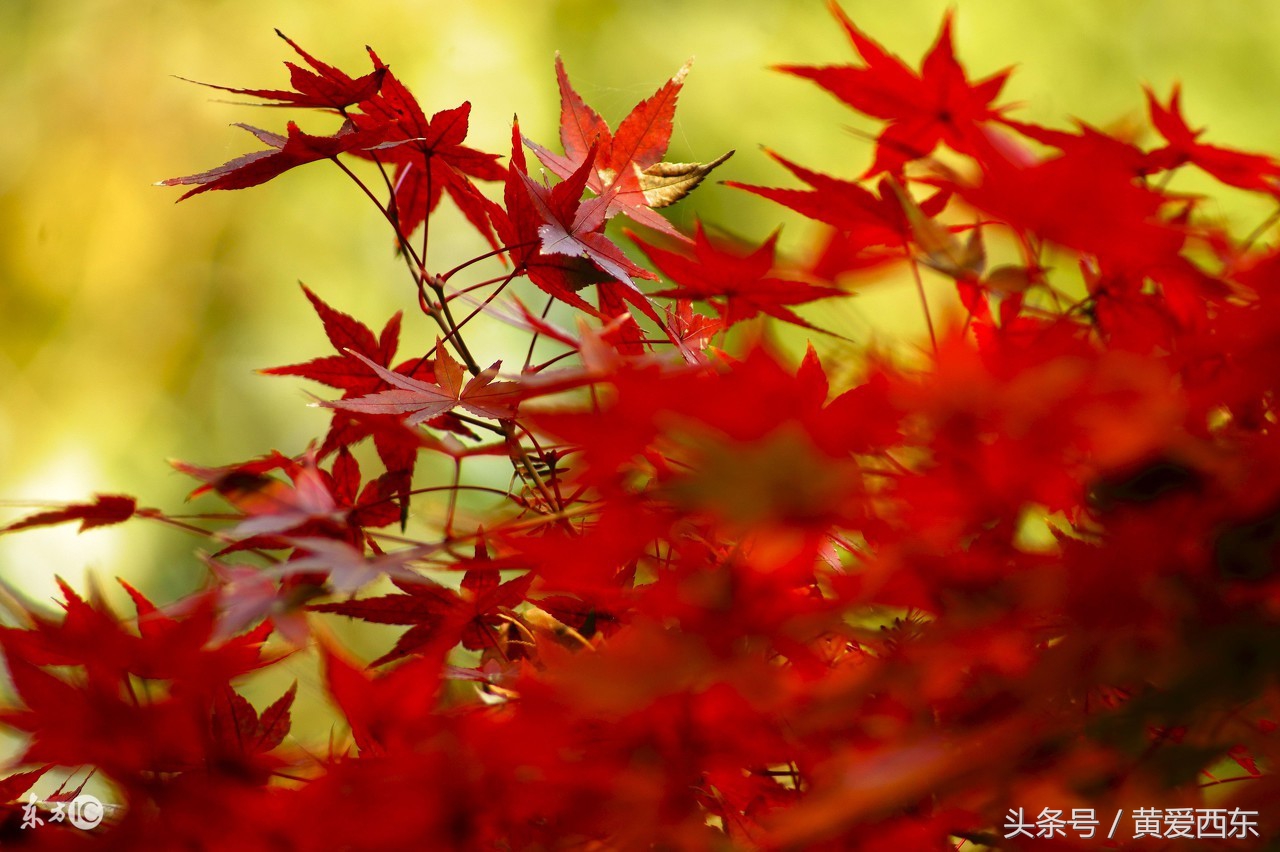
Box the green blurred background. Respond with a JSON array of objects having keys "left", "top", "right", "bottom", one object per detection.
[{"left": 4, "top": 0, "right": 1280, "bottom": 605}]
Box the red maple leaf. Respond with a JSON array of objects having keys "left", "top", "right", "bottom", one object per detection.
[
  {"left": 312, "top": 553, "right": 533, "bottom": 666},
  {"left": 115, "top": 580, "right": 276, "bottom": 683},
  {"left": 779, "top": 2, "right": 1011, "bottom": 175},
  {"left": 261, "top": 284, "right": 414, "bottom": 396},
  {"left": 160, "top": 120, "right": 383, "bottom": 200},
  {"left": 525, "top": 55, "right": 719, "bottom": 237},
  {"left": 1145, "top": 85, "right": 1280, "bottom": 195},
  {"left": 261, "top": 285, "right": 461, "bottom": 508},
  {"left": 0, "top": 582, "right": 277, "bottom": 782},
  {"left": 489, "top": 122, "right": 605, "bottom": 315},
  {"left": 351, "top": 61, "right": 505, "bottom": 246},
  {"left": 209, "top": 683, "right": 297, "bottom": 761},
  {"left": 328, "top": 447, "right": 406, "bottom": 529},
  {"left": 179, "top": 30, "right": 386, "bottom": 110},
  {"left": 489, "top": 122, "right": 660, "bottom": 325},
  {"left": 0, "top": 765, "right": 53, "bottom": 805},
  {"left": 321, "top": 341, "right": 522, "bottom": 424},
  {"left": 273, "top": 537, "right": 436, "bottom": 595},
  {"left": 317, "top": 641, "right": 443, "bottom": 754},
  {"left": 997, "top": 116, "right": 1155, "bottom": 178},
  {"left": 958, "top": 142, "right": 1183, "bottom": 273},
  {"left": 172, "top": 452, "right": 341, "bottom": 541},
  {"left": 521, "top": 147, "right": 655, "bottom": 292},
  {"left": 631, "top": 223, "right": 843, "bottom": 329},
  {"left": 955, "top": 137, "right": 1232, "bottom": 321},
  {"left": 0, "top": 651, "right": 202, "bottom": 778},
  {"left": 727, "top": 150, "right": 951, "bottom": 279},
  {"left": 1, "top": 494, "right": 136, "bottom": 535}
]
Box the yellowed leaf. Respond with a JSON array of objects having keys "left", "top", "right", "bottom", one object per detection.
[{"left": 637, "top": 150, "right": 734, "bottom": 208}]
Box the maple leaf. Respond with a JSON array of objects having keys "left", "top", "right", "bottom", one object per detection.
[
  {"left": 261, "top": 284, "right": 413, "bottom": 396},
  {"left": 120, "top": 580, "right": 278, "bottom": 684},
  {"left": 261, "top": 286, "right": 455, "bottom": 514},
  {"left": 179, "top": 30, "right": 386, "bottom": 109},
  {"left": 0, "top": 650, "right": 207, "bottom": 778},
  {"left": 321, "top": 341, "right": 522, "bottom": 423},
  {"left": 998, "top": 116, "right": 1155, "bottom": 178},
  {"left": 523, "top": 148, "right": 654, "bottom": 287},
  {"left": 351, "top": 61, "right": 505, "bottom": 245},
  {"left": 488, "top": 127, "right": 665, "bottom": 335},
  {"left": 957, "top": 139, "right": 1234, "bottom": 321},
  {"left": 0, "top": 577, "right": 275, "bottom": 687},
  {"left": 312, "top": 558, "right": 533, "bottom": 665},
  {"left": 0, "top": 581, "right": 281, "bottom": 783},
  {"left": 274, "top": 537, "right": 436, "bottom": 595},
  {"left": 0, "top": 765, "right": 52, "bottom": 805},
  {"left": 959, "top": 142, "right": 1185, "bottom": 271},
  {"left": 210, "top": 683, "right": 297, "bottom": 759},
  {"left": 727, "top": 150, "right": 951, "bottom": 280},
  {"left": 487, "top": 121, "right": 620, "bottom": 320},
  {"left": 318, "top": 640, "right": 443, "bottom": 754},
  {"left": 199, "top": 557, "right": 312, "bottom": 646},
  {"left": 1, "top": 494, "right": 136, "bottom": 535},
  {"left": 328, "top": 447, "right": 407, "bottom": 529},
  {"left": 779, "top": 3, "right": 1011, "bottom": 175},
  {"left": 160, "top": 120, "right": 383, "bottom": 200},
  {"left": 174, "top": 449, "right": 300, "bottom": 500},
  {"left": 665, "top": 299, "right": 722, "bottom": 352},
  {"left": 1145, "top": 85, "right": 1280, "bottom": 195},
  {"left": 524, "top": 55, "right": 732, "bottom": 237},
  {"left": 172, "top": 452, "right": 342, "bottom": 541},
  {"left": 632, "top": 223, "right": 843, "bottom": 330}
]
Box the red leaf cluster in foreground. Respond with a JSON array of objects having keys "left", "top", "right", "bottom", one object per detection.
[{"left": 5, "top": 4, "right": 1280, "bottom": 848}]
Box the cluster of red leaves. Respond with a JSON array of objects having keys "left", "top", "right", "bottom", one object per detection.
[{"left": 4, "top": 4, "right": 1280, "bottom": 848}]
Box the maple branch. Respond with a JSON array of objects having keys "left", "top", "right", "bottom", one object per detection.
[
  {"left": 361, "top": 483, "right": 526, "bottom": 508},
  {"left": 450, "top": 267, "right": 521, "bottom": 335},
  {"left": 430, "top": 283, "right": 483, "bottom": 375},
  {"left": 330, "top": 156, "right": 425, "bottom": 275},
  {"left": 1241, "top": 202, "right": 1280, "bottom": 252},
  {"left": 500, "top": 421, "right": 567, "bottom": 524},
  {"left": 444, "top": 459, "right": 461, "bottom": 538},
  {"left": 514, "top": 422, "right": 566, "bottom": 507},
  {"left": 440, "top": 241, "right": 536, "bottom": 282},
  {"left": 364, "top": 501, "right": 602, "bottom": 547},
  {"left": 906, "top": 245, "right": 939, "bottom": 356},
  {"left": 528, "top": 349, "right": 578, "bottom": 373},
  {"left": 444, "top": 273, "right": 523, "bottom": 300},
  {"left": 1198, "top": 774, "right": 1264, "bottom": 789},
  {"left": 523, "top": 294, "right": 556, "bottom": 372},
  {"left": 445, "top": 272, "right": 524, "bottom": 301},
  {"left": 452, "top": 413, "right": 507, "bottom": 435},
  {"left": 329, "top": 155, "right": 482, "bottom": 376},
  {"left": 136, "top": 511, "right": 284, "bottom": 563},
  {"left": 421, "top": 156, "right": 433, "bottom": 269},
  {"left": 339, "top": 111, "right": 412, "bottom": 242}
]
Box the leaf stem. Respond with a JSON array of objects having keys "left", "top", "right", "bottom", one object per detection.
[
  {"left": 441, "top": 241, "right": 536, "bottom": 282},
  {"left": 906, "top": 245, "right": 939, "bottom": 356}
]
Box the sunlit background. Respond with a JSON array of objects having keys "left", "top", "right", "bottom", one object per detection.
[{"left": 3, "top": 1, "right": 1280, "bottom": 758}]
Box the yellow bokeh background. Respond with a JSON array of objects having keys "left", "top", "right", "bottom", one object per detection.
[{"left": 4, "top": 0, "right": 1280, "bottom": 603}]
